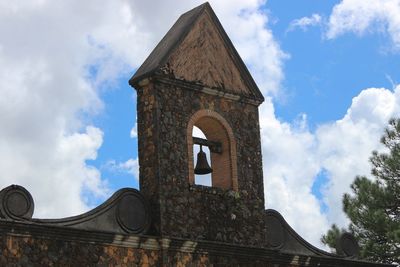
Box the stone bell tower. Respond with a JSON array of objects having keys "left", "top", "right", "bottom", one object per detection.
[{"left": 130, "top": 2, "right": 265, "bottom": 245}]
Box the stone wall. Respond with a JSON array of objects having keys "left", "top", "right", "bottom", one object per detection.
[
  {"left": 1, "top": 236, "right": 159, "bottom": 266},
  {"left": 0, "top": 221, "right": 161, "bottom": 267},
  {"left": 0, "top": 220, "right": 387, "bottom": 267},
  {"left": 136, "top": 81, "right": 161, "bottom": 236}
]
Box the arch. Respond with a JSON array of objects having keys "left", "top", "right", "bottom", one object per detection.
[{"left": 187, "top": 109, "right": 238, "bottom": 190}]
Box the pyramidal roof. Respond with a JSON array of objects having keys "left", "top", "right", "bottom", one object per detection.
[{"left": 130, "top": 2, "right": 264, "bottom": 102}]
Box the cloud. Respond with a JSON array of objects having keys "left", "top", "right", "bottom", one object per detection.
[
  {"left": 104, "top": 158, "right": 139, "bottom": 181},
  {"left": 130, "top": 123, "right": 138, "bottom": 138},
  {"left": 276, "top": 2, "right": 400, "bottom": 243},
  {"left": 0, "top": 0, "right": 158, "bottom": 218},
  {"left": 326, "top": 0, "right": 400, "bottom": 50},
  {"left": 260, "top": 98, "right": 329, "bottom": 246},
  {"left": 261, "top": 85, "right": 400, "bottom": 247},
  {"left": 0, "top": 2, "right": 104, "bottom": 218},
  {"left": 287, "top": 14, "right": 322, "bottom": 32},
  {"left": 316, "top": 86, "right": 400, "bottom": 225},
  {"left": 0, "top": 124, "right": 108, "bottom": 218}
]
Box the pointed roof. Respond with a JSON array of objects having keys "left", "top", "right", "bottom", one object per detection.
[{"left": 129, "top": 2, "right": 264, "bottom": 103}]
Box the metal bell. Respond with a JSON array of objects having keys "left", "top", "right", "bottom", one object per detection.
[{"left": 194, "top": 145, "right": 213, "bottom": 175}]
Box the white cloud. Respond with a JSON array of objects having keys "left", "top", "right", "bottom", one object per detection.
[
  {"left": 105, "top": 158, "right": 139, "bottom": 181},
  {"left": 0, "top": 125, "right": 108, "bottom": 218},
  {"left": 316, "top": 86, "right": 400, "bottom": 226},
  {"left": 261, "top": 85, "right": 400, "bottom": 247},
  {"left": 326, "top": 0, "right": 400, "bottom": 49},
  {"left": 287, "top": 14, "right": 322, "bottom": 32},
  {"left": 260, "top": 98, "right": 329, "bottom": 246},
  {"left": 130, "top": 123, "right": 138, "bottom": 138},
  {"left": 260, "top": 0, "right": 400, "bottom": 246},
  {"left": 0, "top": 0, "right": 155, "bottom": 218}
]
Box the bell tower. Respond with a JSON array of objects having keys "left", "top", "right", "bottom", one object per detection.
[{"left": 130, "top": 2, "right": 265, "bottom": 245}]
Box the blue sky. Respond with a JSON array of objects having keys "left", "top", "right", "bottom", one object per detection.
[
  {"left": 269, "top": 0, "right": 399, "bottom": 124},
  {"left": 90, "top": 77, "right": 138, "bottom": 192},
  {"left": 1, "top": 0, "right": 399, "bottom": 248}
]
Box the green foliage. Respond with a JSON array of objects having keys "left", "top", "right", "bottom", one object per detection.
[
  {"left": 321, "top": 224, "right": 346, "bottom": 250},
  {"left": 322, "top": 118, "right": 400, "bottom": 264}
]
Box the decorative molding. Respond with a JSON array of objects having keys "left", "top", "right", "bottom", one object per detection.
[
  {"left": 0, "top": 185, "right": 151, "bottom": 235},
  {"left": 266, "top": 209, "right": 342, "bottom": 258},
  {"left": 148, "top": 75, "right": 263, "bottom": 106},
  {"left": 0, "top": 185, "right": 34, "bottom": 220}
]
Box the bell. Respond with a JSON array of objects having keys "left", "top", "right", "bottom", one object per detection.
[{"left": 194, "top": 145, "right": 213, "bottom": 175}]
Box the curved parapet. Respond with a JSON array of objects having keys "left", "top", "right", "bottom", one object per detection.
[
  {"left": 265, "top": 209, "right": 359, "bottom": 259},
  {"left": 0, "top": 185, "right": 151, "bottom": 235}
]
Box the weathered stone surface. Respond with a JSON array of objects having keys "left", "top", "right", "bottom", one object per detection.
[
  {"left": 136, "top": 77, "right": 265, "bottom": 246},
  {"left": 167, "top": 8, "right": 250, "bottom": 96},
  {"left": 0, "top": 235, "right": 159, "bottom": 266},
  {"left": 0, "top": 221, "right": 388, "bottom": 267}
]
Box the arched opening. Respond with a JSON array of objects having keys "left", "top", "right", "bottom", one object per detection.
[
  {"left": 187, "top": 110, "right": 238, "bottom": 190},
  {"left": 193, "top": 126, "right": 212, "bottom": 186}
]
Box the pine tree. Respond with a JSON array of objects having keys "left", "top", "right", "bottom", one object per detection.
[{"left": 322, "top": 118, "right": 400, "bottom": 264}]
